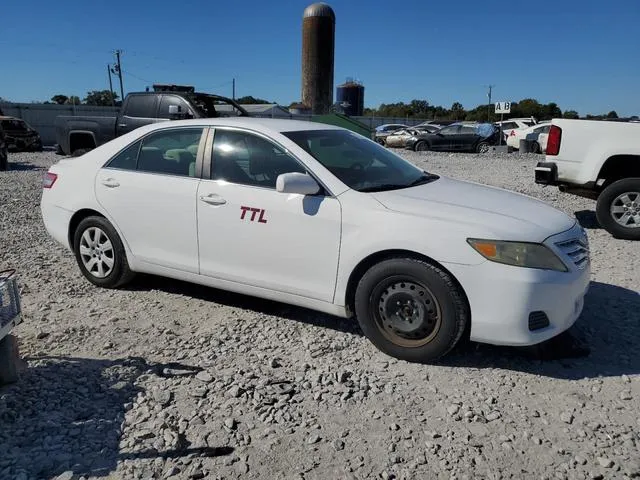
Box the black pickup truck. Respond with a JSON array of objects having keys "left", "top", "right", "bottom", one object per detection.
[{"left": 54, "top": 84, "right": 250, "bottom": 155}]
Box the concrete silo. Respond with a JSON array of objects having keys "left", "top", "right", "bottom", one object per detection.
[{"left": 301, "top": 3, "right": 335, "bottom": 115}]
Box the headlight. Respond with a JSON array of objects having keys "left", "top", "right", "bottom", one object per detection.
[{"left": 467, "top": 239, "right": 567, "bottom": 272}]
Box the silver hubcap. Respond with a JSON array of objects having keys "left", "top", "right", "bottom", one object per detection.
[
  {"left": 479, "top": 144, "right": 489, "bottom": 153},
  {"left": 611, "top": 192, "right": 640, "bottom": 228},
  {"left": 79, "top": 227, "right": 115, "bottom": 278}
]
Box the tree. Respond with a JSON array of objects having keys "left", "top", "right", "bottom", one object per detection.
[
  {"left": 84, "top": 90, "right": 118, "bottom": 106},
  {"left": 66, "top": 96, "right": 82, "bottom": 105},
  {"left": 235, "top": 95, "right": 272, "bottom": 104},
  {"left": 51, "top": 94, "right": 69, "bottom": 105},
  {"left": 563, "top": 110, "right": 579, "bottom": 119},
  {"left": 450, "top": 102, "right": 465, "bottom": 120},
  {"left": 606, "top": 110, "right": 618, "bottom": 119}
]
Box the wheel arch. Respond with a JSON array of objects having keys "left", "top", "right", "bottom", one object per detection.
[
  {"left": 68, "top": 131, "right": 97, "bottom": 153},
  {"left": 343, "top": 249, "right": 471, "bottom": 331},
  {"left": 67, "top": 208, "right": 106, "bottom": 252},
  {"left": 596, "top": 155, "right": 640, "bottom": 189}
]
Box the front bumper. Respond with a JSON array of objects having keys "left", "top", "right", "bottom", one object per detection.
[
  {"left": 445, "top": 224, "right": 591, "bottom": 346},
  {"left": 535, "top": 161, "right": 559, "bottom": 185}
]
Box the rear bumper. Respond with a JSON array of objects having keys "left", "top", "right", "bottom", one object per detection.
[
  {"left": 534, "top": 161, "right": 559, "bottom": 185},
  {"left": 41, "top": 202, "right": 73, "bottom": 251}
]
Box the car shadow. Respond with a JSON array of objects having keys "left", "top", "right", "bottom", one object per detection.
[
  {"left": 124, "top": 274, "right": 364, "bottom": 336},
  {"left": 444, "top": 281, "right": 640, "bottom": 379},
  {"left": 125, "top": 276, "right": 639, "bottom": 379},
  {"left": 0, "top": 356, "right": 233, "bottom": 479},
  {"left": 7, "top": 161, "right": 46, "bottom": 171},
  {"left": 575, "top": 209, "right": 602, "bottom": 229}
]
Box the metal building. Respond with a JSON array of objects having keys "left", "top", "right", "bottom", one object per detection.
[
  {"left": 301, "top": 3, "right": 335, "bottom": 115},
  {"left": 336, "top": 78, "right": 365, "bottom": 116}
]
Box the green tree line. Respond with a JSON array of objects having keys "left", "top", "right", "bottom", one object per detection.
[{"left": 363, "top": 98, "right": 620, "bottom": 122}]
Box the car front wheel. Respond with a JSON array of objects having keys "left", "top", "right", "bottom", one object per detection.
[
  {"left": 354, "top": 257, "right": 469, "bottom": 363},
  {"left": 73, "top": 216, "right": 135, "bottom": 288},
  {"left": 595, "top": 178, "right": 640, "bottom": 240}
]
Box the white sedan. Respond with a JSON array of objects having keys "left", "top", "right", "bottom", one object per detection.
[{"left": 40, "top": 118, "right": 590, "bottom": 362}]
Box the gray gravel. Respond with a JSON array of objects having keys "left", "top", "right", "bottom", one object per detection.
[{"left": 1, "top": 150, "right": 639, "bottom": 480}]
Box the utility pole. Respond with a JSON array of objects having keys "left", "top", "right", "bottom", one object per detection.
[
  {"left": 485, "top": 84, "right": 495, "bottom": 122},
  {"left": 114, "top": 49, "right": 125, "bottom": 102},
  {"left": 232, "top": 78, "right": 235, "bottom": 100},
  {"left": 107, "top": 64, "right": 115, "bottom": 106}
]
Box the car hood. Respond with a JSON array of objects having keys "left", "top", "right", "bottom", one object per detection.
[{"left": 371, "top": 176, "right": 576, "bottom": 242}]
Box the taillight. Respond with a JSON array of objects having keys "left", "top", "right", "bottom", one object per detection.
[
  {"left": 546, "top": 125, "right": 562, "bottom": 156},
  {"left": 42, "top": 172, "right": 58, "bottom": 189}
]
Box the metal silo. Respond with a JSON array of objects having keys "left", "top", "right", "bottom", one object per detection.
[
  {"left": 336, "top": 78, "right": 365, "bottom": 116},
  {"left": 302, "top": 3, "right": 335, "bottom": 115}
]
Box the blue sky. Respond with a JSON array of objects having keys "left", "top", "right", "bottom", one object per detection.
[{"left": 2, "top": 0, "right": 639, "bottom": 116}]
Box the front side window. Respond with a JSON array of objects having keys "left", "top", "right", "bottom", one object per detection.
[
  {"left": 437, "top": 125, "right": 460, "bottom": 135},
  {"left": 211, "top": 129, "right": 306, "bottom": 188},
  {"left": 283, "top": 129, "right": 438, "bottom": 192},
  {"left": 158, "top": 95, "right": 194, "bottom": 118}
]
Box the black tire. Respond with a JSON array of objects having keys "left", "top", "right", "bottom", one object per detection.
[
  {"left": 71, "top": 148, "right": 91, "bottom": 157},
  {"left": 354, "top": 257, "right": 469, "bottom": 363},
  {"left": 476, "top": 142, "right": 490, "bottom": 154},
  {"left": 595, "top": 178, "right": 640, "bottom": 240},
  {"left": 414, "top": 141, "right": 429, "bottom": 152},
  {"left": 73, "top": 216, "right": 135, "bottom": 288},
  {"left": 0, "top": 149, "right": 7, "bottom": 171}
]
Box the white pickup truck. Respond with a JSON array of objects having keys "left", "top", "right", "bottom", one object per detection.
[{"left": 535, "top": 118, "right": 640, "bottom": 240}]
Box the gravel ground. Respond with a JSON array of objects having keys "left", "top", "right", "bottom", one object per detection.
[{"left": 1, "top": 150, "right": 639, "bottom": 480}]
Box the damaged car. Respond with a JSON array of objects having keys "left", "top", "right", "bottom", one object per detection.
[{"left": 0, "top": 117, "right": 43, "bottom": 152}]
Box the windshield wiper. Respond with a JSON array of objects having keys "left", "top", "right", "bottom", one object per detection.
[
  {"left": 407, "top": 173, "right": 439, "bottom": 187},
  {"left": 358, "top": 173, "right": 439, "bottom": 193}
]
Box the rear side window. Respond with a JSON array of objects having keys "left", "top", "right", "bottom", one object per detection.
[
  {"left": 106, "top": 140, "right": 141, "bottom": 170},
  {"left": 459, "top": 126, "right": 476, "bottom": 134},
  {"left": 125, "top": 96, "right": 157, "bottom": 118},
  {"left": 104, "top": 128, "right": 204, "bottom": 177},
  {"left": 501, "top": 122, "right": 519, "bottom": 130}
]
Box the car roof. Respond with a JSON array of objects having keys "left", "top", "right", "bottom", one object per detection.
[{"left": 128, "top": 117, "right": 345, "bottom": 137}]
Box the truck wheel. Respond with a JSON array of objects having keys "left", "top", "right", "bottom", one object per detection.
[
  {"left": 595, "top": 178, "right": 640, "bottom": 240},
  {"left": 354, "top": 257, "right": 469, "bottom": 363},
  {"left": 73, "top": 216, "right": 135, "bottom": 288},
  {"left": 71, "top": 148, "right": 91, "bottom": 157}
]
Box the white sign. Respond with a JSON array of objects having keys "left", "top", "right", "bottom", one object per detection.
[{"left": 495, "top": 102, "right": 511, "bottom": 114}]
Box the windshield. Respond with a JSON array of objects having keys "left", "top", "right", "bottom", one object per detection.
[
  {"left": 1, "top": 119, "right": 27, "bottom": 131},
  {"left": 282, "top": 129, "right": 438, "bottom": 192}
]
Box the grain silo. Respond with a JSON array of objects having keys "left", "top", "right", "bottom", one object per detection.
[
  {"left": 302, "top": 3, "right": 335, "bottom": 115},
  {"left": 336, "top": 78, "right": 365, "bottom": 116}
]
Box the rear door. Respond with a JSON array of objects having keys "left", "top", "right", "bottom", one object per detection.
[
  {"left": 116, "top": 95, "right": 159, "bottom": 136},
  {"left": 95, "top": 126, "right": 206, "bottom": 272},
  {"left": 454, "top": 125, "right": 480, "bottom": 151}
]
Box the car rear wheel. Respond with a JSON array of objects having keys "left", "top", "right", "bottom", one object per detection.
[
  {"left": 415, "top": 141, "right": 429, "bottom": 152},
  {"left": 73, "top": 216, "right": 135, "bottom": 288},
  {"left": 354, "top": 257, "right": 469, "bottom": 363},
  {"left": 476, "top": 142, "right": 490, "bottom": 154},
  {"left": 595, "top": 178, "right": 640, "bottom": 240}
]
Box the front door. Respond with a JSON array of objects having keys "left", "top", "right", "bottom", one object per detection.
[
  {"left": 430, "top": 125, "right": 459, "bottom": 151},
  {"left": 116, "top": 94, "right": 160, "bottom": 136},
  {"left": 196, "top": 127, "right": 342, "bottom": 302},
  {"left": 95, "top": 126, "right": 205, "bottom": 272}
]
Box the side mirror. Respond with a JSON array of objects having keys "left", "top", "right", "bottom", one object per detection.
[
  {"left": 276, "top": 172, "right": 320, "bottom": 195},
  {"left": 168, "top": 105, "right": 181, "bottom": 116}
]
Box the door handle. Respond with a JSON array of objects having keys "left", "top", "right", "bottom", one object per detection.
[
  {"left": 118, "top": 124, "right": 127, "bottom": 128},
  {"left": 199, "top": 194, "right": 226, "bottom": 205},
  {"left": 101, "top": 178, "right": 120, "bottom": 188}
]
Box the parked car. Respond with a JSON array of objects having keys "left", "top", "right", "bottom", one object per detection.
[
  {"left": 496, "top": 117, "right": 538, "bottom": 141},
  {"left": 406, "top": 123, "right": 502, "bottom": 153},
  {"left": 535, "top": 118, "right": 640, "bottom": 240},
  {"left": 41, "top": 118, "right": 590, "bottom": 363},
  {"left": 384, "top": 128, "right": 419, "bottom": 148},
  {"left": 506, "top": 122, "right": 551, "bottom": 152},
  {"left": 0, "top": 116, "right": 43, "bottom": 152},
  {"left": 54, "top": 84, "right": 250, "bottom": 156},
  {"left": 374, "top": 124, "right": 408, "bottom": 145},
  {"left": 415, "top": 120, "right": 457, "bottom": 128},
  {"left": 0, "top": 123, "right": 8, "bottom": 171}
]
